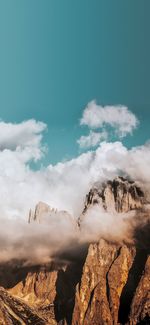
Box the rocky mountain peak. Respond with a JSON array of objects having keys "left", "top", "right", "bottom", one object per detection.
[
  {"left": 28, "top": 201, "right": 72, "bottom": 224},
  {"left": 0, "top": 177, "right": 149, "bottom": 324},
  {"left": 83, "top": 176, "right": 145, "bottom": 214},
  {"left": 29, "top": 201, "right": 53, "bottom": 223}
]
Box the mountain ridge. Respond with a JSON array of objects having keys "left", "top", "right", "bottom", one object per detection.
[{"left": 0, "top": 176, "right": 149, "bottom": 324}]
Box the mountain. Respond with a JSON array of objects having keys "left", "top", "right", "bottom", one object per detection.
[
  {"left": 72, "top": 240, "right": 150, "bottom": 325},
  {"left": 28, "top": 201, "right": 74, "bottom": 224},
  {"left": 73, "top": 177, "right": 150, "bottom": 325},
  {"left": 0, "top": 177, "right": 149, "bottom": 324},
  {"left": 0, "top": 287, "right": 46, "bottom": 324},
  {"left": 82, "top": 176, "right": 145, "bottom": 214}
]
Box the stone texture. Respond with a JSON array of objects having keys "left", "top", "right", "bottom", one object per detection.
[
  {"left": 108, "top": 245, "right": 136, "bottom": 324},
  {"left": 72, "top": 239, "right": 118, "bottom": 325},
  {"left": 0, "top": 287, "right": 47, "bottom": 324},
  {"left": 82, "top": 176, "right": 144, "bottom": 215},
  {"left": 129, "top": 255, "right": 150, "bottom": 324}
]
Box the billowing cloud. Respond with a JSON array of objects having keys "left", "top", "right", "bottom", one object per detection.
[
  {"left": 0, "top": 132, "right": 149, "bottom": 220},
  {"left": 0, "top": 116, "right": 149, "bottom": 264},
  {"left": 77, "top": 130, "right": 108, "bottom": 148},
  {"left": 80, "top": 100, "right": 139, "bottom": 137},
  {"left": 0, "top": 120, "right": 47, "bottom": 160},
  {"left": 0, "top": 211, "right": 77, "bottom": 264}
]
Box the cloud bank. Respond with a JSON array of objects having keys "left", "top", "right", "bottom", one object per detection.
[
  {"left": 0, "top": 105, "right": 149, "bottom": 264},
  {"left": 0, "top": 118, "right": 149, "bottom": 219}
]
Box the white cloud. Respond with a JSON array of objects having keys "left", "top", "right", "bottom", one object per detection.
[
  {"left": 77, "top": 130, "right": 108, "bottom": 148},
  {"left": 0, "top": 118, "right": 149, "bottom": 221},
  {"left": 0, "top": 120, "right": 47, "bottom": 160},
  {"left": 0, "top": 118, "right": 149, "bottom": 219},
  {"left": 80, "top": 100, "right": 139, "bottom": 137},
  {"left": 0, "top": 118, "right": 149, "bottom": 263}
]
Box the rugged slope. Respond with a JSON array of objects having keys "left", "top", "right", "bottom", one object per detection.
[
  {"left": 73, "top": 177, "right": 150, "bottom": 325},
  {"left": 72, "top": 240, "right": 149, "bottom": 325},
  {"left": 82, "top": 176, "right": 145, "bottom": 215},
  {"left": 7, "top": 260, "right": 85, "bottom": 325},
  {"left": 0, "top": 287, "right": 46, "bottom": 325},
  {"left": 0, "top": 177, "right": 149, "bottom": 324}
]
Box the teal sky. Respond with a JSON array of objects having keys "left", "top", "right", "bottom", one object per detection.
[{"left": 0, "top": 0, "right": 150, "bottom": 164}]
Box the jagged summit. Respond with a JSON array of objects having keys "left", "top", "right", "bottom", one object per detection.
[
  {"left": 0, "top": 176, "right": 149, "bottom": 324},
  {"left": 28, "top": 201, "right": 73, "bottom": 223},
  {"left": 83, "top": 176, "right": 145, "bottom": 214}
]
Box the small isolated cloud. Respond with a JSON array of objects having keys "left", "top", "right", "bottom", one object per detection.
[
  {"left": 77, "top": 130, "right": 108, "bottom": 149},
  {"left": 80, "top": 100, "right": 139, "bottom": 137}
]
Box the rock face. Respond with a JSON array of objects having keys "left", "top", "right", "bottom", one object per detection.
[
  {"left": 7, "top": 261, "right": 85, "bottom": 325},
  {"left": 72, "top": 241, "right": 149, "bottom": 325},
  {"left": 29, "top": 201, "right": 73, "bottom": 224},
  {"left": 0, "top": 177, "right": 149, "bottom": 324},
  {"left": 82, "top": 176, "right": 145, "bottom": 214},
  {"left": 0, "top": 287, "right": 46, "bottom": 324},
  {"left": 73, "top": 177, "right": 149, "bottom": 324},
  {"left": 129, "top": 255, "right": 150, "bottom": 324}
]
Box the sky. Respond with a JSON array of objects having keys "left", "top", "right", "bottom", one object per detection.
[
  {"left": 0, "top": 1, "right": 150, "bottom": 263},
  {"left": 0, "top": 0, "right": 150, "bottom": 164}
]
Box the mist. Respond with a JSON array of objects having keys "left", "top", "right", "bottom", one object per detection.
[
  {"left": 0, "top": 201, "right": 149, "bottom": 265},
  {"left": 0, "top": 119, "right": 150, "bottom": 265}
]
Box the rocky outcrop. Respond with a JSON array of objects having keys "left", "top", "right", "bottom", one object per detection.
[
  {"left": 8, "top": 265, "right": 64, "bottom": 324},
  {"left": 82, "top": 176, "right": 145, "bottom": 214},
  {"left": 1, "top": 243, "right": 149, "bottom": 325},
  {"left": 72, "top": 177, "right": 149, "bottom": 325},
  {"left": 9, "top": 266, "right": 58, "bottom": 306},
  {"left": 72, "top": 240, "right": 136, "bottom": 325},
  {"left": 0, "top": 177, "right": 149, "bottom": 324},
  {"left": 0, "top": 287, "right": 47, "bottom": 324},
  {"left": 8, "top": 260, "right": 85, "bottom": 325},
  {"left": 29, "top": 201, "right": 73, "bottom": 224},
  {"left": 129, "top": 255, "right": 150, "bottom": 324},
  {"left": 72, "top": 239, "right": 118, "bottom": 325},
  {"left": 72, "top": 239, "right": 149, "bottom": 325}
]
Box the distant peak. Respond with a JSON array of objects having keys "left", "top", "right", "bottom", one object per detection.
[{"left": 28, "top": 201, "right": 73, "bottom": 223}]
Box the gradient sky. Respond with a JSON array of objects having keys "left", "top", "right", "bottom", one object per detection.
[{"left": 0, "top": 0, "right": 150, "bottom": 164}]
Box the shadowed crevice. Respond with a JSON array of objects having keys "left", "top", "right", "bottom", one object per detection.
[
  {"left": 54, "top": 245, "right": 88, "bottom": 325},
  {"left": 118, "top": 248, "right": 148, "bottom": 325},
  {"left": 137, "top": 313, "right": 150, "bottom": 324}
]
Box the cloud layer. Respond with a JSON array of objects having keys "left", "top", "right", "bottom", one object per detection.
[
  {"left": 0, "top": 117, "right": 149, "bottom": 219},
  {"left": 0, "top": 111, "right": 149, "bottom": 264}
]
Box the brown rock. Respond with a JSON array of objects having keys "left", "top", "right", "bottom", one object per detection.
[
  {"left": 82, "top": 176, "right": 144, "bottom": 215},
  {"left": 72, "top": 239, "right": 118, "bottom": 325},
  {"left": 0, "top": 177, "right": 149, "bottom": 324},
  {"left": 108, "top": 245, "right": 135, "bottom": 324},
  {"left": 129, "top": 255, "right": 150, "bottom": 324}
]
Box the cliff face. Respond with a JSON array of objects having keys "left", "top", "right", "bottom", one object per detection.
[
  {"left": 72, "top": 241, "right": 149, "bottom": 325},
  {"left": 0, "top": 177, "right": 149, "bottom": 325},
  {"left": 73, "top": 177, "right": 149, "bottom": 325},
  {"left": 82, "top": 176, "right": 145, "bottom": 214},
  {"left": 7, "top": 260, "right": 85, "bottom": 325},
  {"left": 28, "top": 201, "right": 73, "bottom": 224},
  {"left": 0, "top": 287, "right": 47, "bottom": 325}
]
